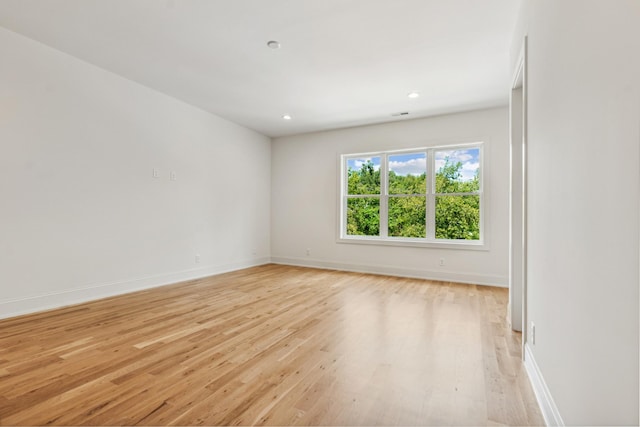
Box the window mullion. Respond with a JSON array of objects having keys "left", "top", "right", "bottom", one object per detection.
[
  {"left": 380, "top": 153, "right": 388, "bottom": 238},
  {"left": 342, "top": 158, "right": 347, "bottom": 238},
  {"left": 427, "top": 149, "right": 436, "bottom": 240}
]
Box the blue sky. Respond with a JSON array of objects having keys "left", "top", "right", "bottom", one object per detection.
[{"left": 348, "top": 148, "right": 479, "bottom": 181}]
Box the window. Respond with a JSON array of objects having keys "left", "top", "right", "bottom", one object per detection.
[
  {"left": 345, "top": 156, "right": 381, "bottom": 236},
  {"left": 340, "top": 143, "right": 483, "bottom": 247}
]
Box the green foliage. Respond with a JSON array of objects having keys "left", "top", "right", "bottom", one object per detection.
[
  {"left": 435, "top": 195, "right": 480, "bottom": 240},
  {"left": 435, "top": 157, "right": 480, "bottom": 240},
  {"left": 388, "top": 171, "right": 427, "bottom": 237},
  {"left": 389, "top": 171, "right": 425, "bottom": 194},
  {"left": 389, "top": 196, "right": 426, "bottom": 237},
  {"left": 347, "top": 198, "right": 379, "bottom": 236},
  {"left": 345, "top": 157, "right": 480, "bottom": 240},
  {"left": 435, "top": 158, "right": 479, "bottom": 193},
  {"left": 346, "top": 160, "right": 381, "bottom": 236},
  {"left": 348, "top": 160, "right": 380, "bottom": 195}
]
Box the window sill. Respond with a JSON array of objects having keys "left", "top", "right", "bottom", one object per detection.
[{"left": 337, "top": 236, "right": 488, "bottom": 251}]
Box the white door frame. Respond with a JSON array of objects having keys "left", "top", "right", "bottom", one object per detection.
[{"left": 509, "top": 36, "right": 528, "bottom": 350}]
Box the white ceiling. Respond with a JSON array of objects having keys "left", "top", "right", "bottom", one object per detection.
[{"left": 0, "top": 0, "right": 521, "bottom": 137}]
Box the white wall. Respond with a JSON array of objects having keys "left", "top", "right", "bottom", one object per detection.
[
  {"left": 512, "top": 1, "right": 639, "bottom": 425},
  {"left": 271, "top": 108, "right": 509, "bottom": 286},
  {"left": 0, "top": 27, "right": 271, "bottom": 319}
]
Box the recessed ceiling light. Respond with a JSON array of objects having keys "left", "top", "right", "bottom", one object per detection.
[
  {"left": 267, "top": 40, "right": 281, "bottom": 49},
  {"left": 282, "top": 114, "right": 292, "bottom": 120},
  {"left": 407, "top": 92, "right": 420, "bottom": 99}
]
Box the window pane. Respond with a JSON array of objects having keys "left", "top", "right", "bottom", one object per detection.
[
  {"left": 347, "top": 157, "right": 381, "bottom": 195},
  {"left": 435, "top": 195, "right": 480, "bottom": 240},
  {"left": 388, "top": 153, "right": 426, "bottom": 194},
  {"left": 389, "top": 196, "right": 426, "bottom": 238},
  {"left": 435, "top": 148, "right": 480, "bottom": 193},
  {"left": 347, "top": 198, "right": 380, "bottom": 236}
]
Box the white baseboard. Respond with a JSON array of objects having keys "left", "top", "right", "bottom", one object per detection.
[
  {"left": 271, "top": 256, "right": 507, "bottom": 287},
  {"left": 0, "top": 257, "right": 270, "bottom": 320},
  {"left": 524, "top": 343, "right": 564, "bottom": 426},
  {"left": 1, "top": 256, "right": 505, "bottom": 320}
]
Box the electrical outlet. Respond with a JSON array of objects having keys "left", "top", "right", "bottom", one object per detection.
[
  {"left": 306, "top": 248, "right": 311, "bottom": 256},
  {"left": 439, "top": 258, "right": 445, "bottom": 266},
  {"left": 530, "top": 321, "right": 536, "bottom": 345},
  {"left": 195, "top": 254, "right": 200, "bottom": 264},
  {"left": 170, "top": 171, "right": 177, "bottom": 181},
  {"left": 152, "top": 168, "right": 159, "bottom": 178}
]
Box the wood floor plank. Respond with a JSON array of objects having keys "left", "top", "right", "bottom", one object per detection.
[{"left": 0, "top": 264, "right": 543, "bottom": 426}]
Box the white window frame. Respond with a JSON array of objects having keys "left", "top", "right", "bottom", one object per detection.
[{"left": 338, "top": 142, "right": 485, "bottom": 249}]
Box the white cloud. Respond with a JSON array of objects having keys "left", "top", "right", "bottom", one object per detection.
[
  {"left": 435, "top": 149, "right": 474, "bottom": 163},
  {"left": 454, "top": 152, "right": 473, "bottom": 162},
  {"left": 389, "top": 157, "right": 426, "bottom": 176},
  {"left": 460, "top": 161, "right": 479, "bottom": 180}
]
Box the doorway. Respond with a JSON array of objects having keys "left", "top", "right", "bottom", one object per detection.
[{"left": 509, "top": 37, "right": 527, "bottom": 345}]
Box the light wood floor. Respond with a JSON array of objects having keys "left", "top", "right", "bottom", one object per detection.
[{"left": 0, "top": 264, "right": 543, "bottom": 426}]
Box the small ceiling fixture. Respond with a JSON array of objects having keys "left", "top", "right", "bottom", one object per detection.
[
  {"left": 282, "top": 114, "right": 292, "bottom": 120},
  {"left": 391, "top": 112, "right": 410, "bottom": 117},
  {"left": 407, "top": 92, "right": 420, "bottom": 99},
  {"left": 267, "top": 40, "right": 281, "bottom": 49}
]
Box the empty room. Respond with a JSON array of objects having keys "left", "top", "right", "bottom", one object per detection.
[{"left": 0, "top": 0, "right": 638, "bottom": 426}]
